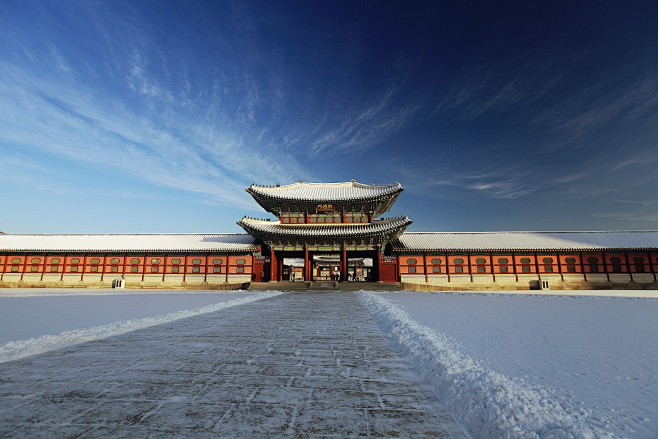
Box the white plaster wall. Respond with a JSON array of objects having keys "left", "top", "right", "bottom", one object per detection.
[
  {"left": 585, "top": 273, "right": 608, "bottom": 282},
  {"left": 227, "top": 275, "right": 250, "bottom": 283},
  {"left": 608, "top": 273, "right": 632, "bottom": 283},
  {"left": 206, "top": 275, "right": 226, "bottom": 284},
  {"left": 562, "top": 274, "right": 585, "bottom": 282},
  {"left": 471, "top": 274, "right": 494, "bottom": 284},
  {"left": 632, "top": 273, "right": 656, "bottom": 283},
  {"left": 494, "top": 275, "right": 517, "bottom": 284},
  {"left": 400, "top": 275, "right": 426, "bottom": 284}
]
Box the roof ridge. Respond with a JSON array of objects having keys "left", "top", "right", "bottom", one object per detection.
[
  {"left": 250, "top": 180, "right": 401, "bottom": 189},
  {"left": 402, "top": 230, "right": 658, "bottom": 234},
  {"left": 0, "top": 233, "right": 251, "bottom": 236}
]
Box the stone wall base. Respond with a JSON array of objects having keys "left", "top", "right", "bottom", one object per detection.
[
  {"left": 402, "top": 280, "right": 658, "bottom": 292},
  {"left": 0, "top": 279, "right": 248, "bottom": 290}
]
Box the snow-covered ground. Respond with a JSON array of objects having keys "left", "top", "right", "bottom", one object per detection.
[
  {"left": 0, "top": 289, "right": 282, "bottom": 363},
  {"left": 1, "top": 289, "right": 656, "bottom": 438},
  {"left": 360, "top": 291, "right": 658, "bottom": 439}
]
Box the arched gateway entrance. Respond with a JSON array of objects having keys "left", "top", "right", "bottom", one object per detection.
[{"left": 238, "top": 180, "right": 411, "bottom": 283}]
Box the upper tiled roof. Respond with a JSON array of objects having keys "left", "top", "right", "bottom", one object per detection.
[
  {"left": 0, "top": 234, "right": 259, "bottom": 253},
  {"left": 395, "top": 231, "right": 658, "bottom": 251},
  {"left": 238, "top": 216, "right": 412, "bottom": 237},
  {"left": 247, "top": 180, "right": 403, "bottom": 202}
]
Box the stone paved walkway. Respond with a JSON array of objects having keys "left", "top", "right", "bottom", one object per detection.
[{"left": 0, "top": 292, "right": 468, "bottom": 438}]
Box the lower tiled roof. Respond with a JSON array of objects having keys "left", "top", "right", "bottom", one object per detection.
[
  {"left": 238, "top": 216, "right": 412, "bottom": 237},
  {"left": 0, "top": 234, "right": 259, "bottom": 253},
  {"left": 394, "top": 231, "right": 658, "bottom": 251},
  {"left": 2, "top": 230, "right": 656, "bottom": 253}
]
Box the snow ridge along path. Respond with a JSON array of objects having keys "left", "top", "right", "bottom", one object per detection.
[
  {"left": 0, "top": 292, "right": 282, "bottom": 364},
  {"left": 359, "top": 291, "right": 614, "bottom": 439}
]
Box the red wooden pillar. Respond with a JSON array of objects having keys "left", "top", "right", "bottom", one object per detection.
[
  {"left": 21, "top": 256, "right": 27, "bottom": 281},
  {"left": 341, "top": 246, "right": 347, "bottom": 281},
  {"left": 602, "top": 251, "right": 610, "bottom": 282},
  {"left": 648, "top": 251, "right": 657, "bottom": 281},
  {"left": 375, "top": 246, "right": 382, "bottom": 282},
  {"left": 41, "top": 253, "right": 47, "bottom": 282},
  {"left": 277, "top": 255, "right": 283, "bottom": 282},
  {"left": 424, "top": 253, "right": 428, "bottom": 283},
  {"left": 162, "top": 254, "right": 166, "bottom": 282},
  {"left": 489, "top": 252, "right": 495, "bottom": 282},
  {"left": 512, "top": 252, "right": 518, "bottom": 282},
  {"left": 304, "top": 247, "right": 310, "bottom": 281},
  {"left": 534, "top": 251, "right": 540, "bottom": 279},
  {"left": 1, "top": 254, "right": 7, "bottom": 281},
  {"left": 624, "top": 252, "right": 632, "bottom": 276},
  {"left": 62, "top": 254, "right": 68, "bottom": 282},
  {"left": 0, "top": 256, "right": 4, "bottom": 282},
  {"left": 270, "top": 250, "right": 277, "bottom": 282}
]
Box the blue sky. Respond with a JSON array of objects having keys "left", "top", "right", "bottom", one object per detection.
[{"left": 1, "top": 0, "right": 657, "bottom": 233}]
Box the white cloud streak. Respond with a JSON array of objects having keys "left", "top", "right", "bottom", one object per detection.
[
  {"left": 536, "top": 73, "right": 658, "bottom": 151},
  {"left": 401, "top": 166, "right": 537, "bottom": 200}
]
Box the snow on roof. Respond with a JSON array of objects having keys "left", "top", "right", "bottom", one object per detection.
[
  {"left": 247, "top": 180, "right": 403, "bottom": 201},
  {"left": 0, "top": 234, "right": 259, "bottom": 253},
  {"left": 395, "top": 231, "right": 658, "bottom": 251},
  {"left": 238, "top": 216, "right": 412, "bottom": 237}
]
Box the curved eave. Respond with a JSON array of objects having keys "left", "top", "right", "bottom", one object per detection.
[
  {"left": 0, "top": 234, "right": 259, "bottom": 253},
  {"left": 246, "top": 182, "right": 404, "bottom": 213},
  {"left": 0, "top": 248, "right": 258, "bottom": 253},
  {"left": 238, "top": 216, "right": 412, "bottom": 238},
  {"left": 393, "top": 246, "right": 658, "bottom": 252},
  {"left": 393, "top": 231, "right": 658, "bottom": 252},
  {"left": 247, "top": 188, "right": 403, "bottom": 203}
]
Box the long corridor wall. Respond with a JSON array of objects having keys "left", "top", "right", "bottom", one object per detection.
[
  {"left": 1, "top": 250, "right": 657, "bottom": 289},
  {"left": 0, "top": 253, "right": 253, "bottom": 288},
  {"left": 397, "top": 250, "right": 658, "bottom": 289}
]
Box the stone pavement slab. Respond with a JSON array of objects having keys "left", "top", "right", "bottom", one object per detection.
[{"left": 0, "top": 292, "right": 468, "bottom": 438}]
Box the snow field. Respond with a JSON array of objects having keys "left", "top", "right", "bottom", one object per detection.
[
  {"left": 0, "top": 291, "right": 282, "bottom": 364},
  {"left": 359, "top": 291, "right": 617, "bottom": 439}
]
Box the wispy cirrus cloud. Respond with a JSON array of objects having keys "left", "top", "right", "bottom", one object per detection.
[
  {"left": 551, "top": 171, "right": 590, "bottom": 184},
  {"left": 303, "top": 86, "right": 426, "bottom": 157},
  {"left": 592, "top": 212, "right": 658, "bottom": 223},
  {"left": 610, "top": 148, "right": 658, "bottom": 172},
  {"left": 434, "top": 55, "right": 563, "bottom": 119},
  {"left": 400, "top": 165, "right": 537, "bottom": 200},
  {"left": 0, "top": 1, "right": 316, "bottom": 209},
  {"left": 0, "top": 61, "right": 303, "bottom": 210},
  {"left": 536, "top": 72, "right": 658, "bottom": 151}
]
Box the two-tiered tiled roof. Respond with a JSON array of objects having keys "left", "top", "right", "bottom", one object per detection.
[
  {"left": 0, "top": 234, "right": 259, "bottom": 253},
  {"left": 394, "top": 231, "right": 658, "bottom": 252}
]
